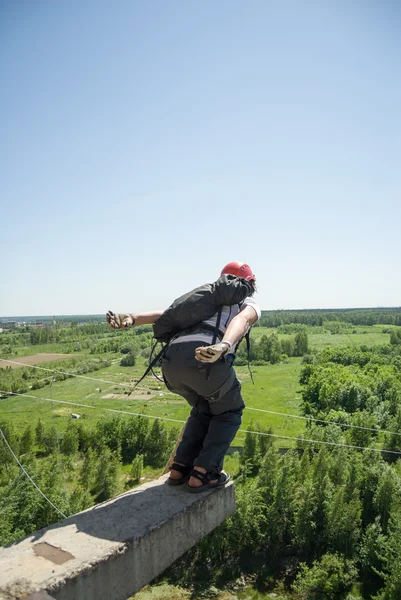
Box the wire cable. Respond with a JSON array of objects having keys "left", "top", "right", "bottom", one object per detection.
[
  {"left": 0, "top": 427, "right": 68, "bottom": 519},
  {"left": 246, "top": 406, "right": 401, "bottom": 437},
  {"left": 2, "top": 358, "right": 401, "bottom": 439},
  {"left": 3, "top": 390, "right": 401, "bottom": 457},
  {"left": 49, "top": 371, "right": 71, "bottom": 515},
  {"left": 0, "top": 390, "right": 186, "bottom": 425},
  {"left": 0, "top": 358, "right": 173, "bottom": 395},
  {"left": 240, "top": 428, "right": 401, "bottom": 455}
]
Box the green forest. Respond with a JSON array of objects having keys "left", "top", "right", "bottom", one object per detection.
[{"left": 1, "top": 307, "right": 401, "bottom": 599}]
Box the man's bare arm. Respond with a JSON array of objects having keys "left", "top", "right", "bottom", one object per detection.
[
  {"left": 106, "top": 310, "right": 164, "bottom": 329},
  {"left": 131, "top": 311, "right": 164, "bottom": 325},
  {"left": 195, "top": 305, "right": 258, "bottom": 362},
  {"left": 221, "top": 305, "right": 259, "bottom": 347}
]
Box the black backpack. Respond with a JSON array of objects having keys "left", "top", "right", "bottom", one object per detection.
[
  {"left": 134, "top": 275, "right": 253, "bottom": 387},
  {"left": 153, "top": 274, "right": 253, "bottom": 343}
]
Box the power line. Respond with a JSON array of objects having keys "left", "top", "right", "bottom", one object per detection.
[
  {"left": 0, "top": 427, "right": 68, "bottom": 519},
  {"left": 0, "top": 358, "right": 172, "bottom": 395},
  {"left": 3, "top": 390, "right": 401, "bottom": 457},
  {"left": 49, "top": 371, "right": 71, "bottom": 516},
  {"left": 0, "top": 390, "right": 186, "bottom": 425},
  {"left": 240, "top": 428, "right": 401, "bottom": 455},
  {"left": 246, "top": 407, "right": 401, "bottom": 437},
  {"left": 2, "top": 358, "right": 400, "bottom": 439}
]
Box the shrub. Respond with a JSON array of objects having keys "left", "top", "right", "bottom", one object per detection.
[
  {"left": 292, "top": 553, "right": 357, "bottom": 600},
  {"left": 131, "top": 454, "right": 144, "bottom": 482},
  {"left": 120, "top": 351, "right": 136, "bottom": 367}
]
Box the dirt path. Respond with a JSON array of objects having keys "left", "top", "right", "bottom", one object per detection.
[{"left": 0, "top": 354, "right": 73, "bottom": 369}]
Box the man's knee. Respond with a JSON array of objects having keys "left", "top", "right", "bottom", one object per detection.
[{"left": 212, "top": 407, "right": 244, "bottom": 426}]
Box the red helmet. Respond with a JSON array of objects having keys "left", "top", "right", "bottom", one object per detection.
[{"left": 221, "top": 261, "right": 256, "bottom": 282}]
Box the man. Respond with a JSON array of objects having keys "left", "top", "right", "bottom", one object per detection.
[{"left": 107, "top": 261, "right": 261, "bottom": 492}]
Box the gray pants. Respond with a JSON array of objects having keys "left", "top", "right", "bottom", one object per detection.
[{"left": 162, "top": 341, "right": 244, "bottom": 473}]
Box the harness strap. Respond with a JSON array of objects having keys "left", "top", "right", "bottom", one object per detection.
[
  {"left": 245, "top": 330, "right": 254, "bottom": 384},
  {"left": 133, "top": 341, "right": 168, "bottom": 389},
  {"left": 205, "top": 307, "right": 223, "bottom": 380},
  {"left": 212, "top": 307, "right": 223, "bottom": 346}
]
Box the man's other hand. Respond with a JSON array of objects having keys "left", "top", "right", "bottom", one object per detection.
[
  {"left": 195, "top": 343, "right": 229, "bottom": 363},
  {"left": 106, "top": 311, "right": 135, "bottom": 329}
]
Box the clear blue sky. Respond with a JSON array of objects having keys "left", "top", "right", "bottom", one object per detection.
[{"left": 1, "top": 0, "right": 400, "bottom": 317}]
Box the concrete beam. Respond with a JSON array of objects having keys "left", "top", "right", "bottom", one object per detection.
[{"left": 0, "top": 475, "right": 235, "bottom": 600}]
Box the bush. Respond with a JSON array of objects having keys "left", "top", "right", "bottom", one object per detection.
[
  {"left": 31, "top": 380, "right": 45, "bottom": 390},
  {"left": 120, "top": 351, "right": 136, "bottom": 367},
  {"left": 292, "top": 553, "right": 358, "bottom": 600},
  {"left": 120, "top": 343, "right": 135, "bottom": 354},
  {"left": 390, "top": 329, "right": 401, "bottom": 345},
  {"left": 131, "top": 454, "right": 144, "bottom": 482},
  {"left": 294, "top": 331, "right": 309, "bottom": 356}
]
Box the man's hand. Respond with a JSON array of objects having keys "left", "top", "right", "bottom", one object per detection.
[
  {"left": 106, "top": 311, "right": 135, "bottom": 329},
  {"left": 195, "top": 342, "right": 230, "bottom": 363}
]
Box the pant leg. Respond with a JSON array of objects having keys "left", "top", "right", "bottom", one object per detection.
[
  {"left": 174, "top": 399, "right": 211, "bottom": 466},
  {"left": 193, "top": 378, "right": 244, "bottom": 473},
  {"left": 162, "top": 341, "right": 245, "bottom": 472},
  {"left": 162, "top": 345, "right": 211, "bottom": 466}
]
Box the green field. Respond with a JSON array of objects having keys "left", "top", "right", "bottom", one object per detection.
[
  {"left": 0, "top": 321, "right": 398, "bottom": 599},
  {"left": 307, "top": 327, "right": 390, "bottom": 350},
  {"left": 0, "top": 356, "right": 303, "bottom": 439},
  {"left": 1, "top": 324, "right": 391, "bottom": 451},
  {"left": 251, "top": 323, "right": 390, "bottom": 348}
]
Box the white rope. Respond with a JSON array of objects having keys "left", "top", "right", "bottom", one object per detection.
[
  {"left": 2, "top": 358, "right": 400, "bottom": 438},
  {"left": 240, "top": 428, "right": 401, "bottom": 455},
  {"left": 3, "top": 390, "right": 401, "bottom": 457},
  {"left": 0, "top": 358, "right": 172, "bottom": 395},
  {"left": 0, "top": 428, "right": 68, "bottom": 519},
  {"left": 246, "top": 406, "right": 401, "bottom": 437},
  {"left": 49, "top": 371, "right": 71, "bottom": 515},
  {"left": 0, "top": 390, "right": 186, "bottom": 425}
]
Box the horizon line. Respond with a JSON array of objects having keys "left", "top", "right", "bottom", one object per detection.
[{"left": 1, "top": 305, "right": 401, "bottom": 320}]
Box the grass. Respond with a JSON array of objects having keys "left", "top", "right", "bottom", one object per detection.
[
  {"left": 4, "top": 342, "right": 86, "bottom": 358},
  {"left": 132, "top": 583, "right": 190, "bottom": 600},
  {"left": 308, "top": 329, "right": 389, "bottom": 350},
  {"left": 0, "top": 357, "right": 304, "bottom": 450},
  {"left": 236, "top": 358, "right": 304, "bottom": 445},
  {"left": 0, "top": 326, "right": 389, "bottom": 599},
  {"left": 252, "top": 323, "right": 390, "bottom": 350},
  {"left": 0, "top": 325, "right": 392, "bottom": 450}
]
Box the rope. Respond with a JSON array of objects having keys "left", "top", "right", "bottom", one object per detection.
[
  {"left": 2, "top": 359, "right": 400, "bottom": 438},
  {"left": 3, "top": 390, "right": 401, "bottom": 457},
  {"left": 246, "top": 407, "right": 401, "bottom": 437},
  {"left": 240, "top": 428, "right": 401, "bottom": 455},
  {"left": 0, "top": 390, "right": 186, "bottom": 425},
  {"left": 0, "top": 358, "right": 173, "bottom": 395},
  {"left": 50, "top": 371, "right": 71, "bottom": 515},
  {"left": 0, "top": 427, "right": 68, "bottom": 519}
]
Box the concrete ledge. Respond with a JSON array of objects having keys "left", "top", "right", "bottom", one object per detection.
[{"left": 0, "top": 475, "right": 236, "bottom": 600}]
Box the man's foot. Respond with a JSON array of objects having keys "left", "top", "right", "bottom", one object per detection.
[
  {"left": 168, "top": 462, "right": 192, "bottom": 486},
  {"left": 188, "top": 467, "right": 230, "bottom": 492},
  {"left": 188, "top": 466, "right": 216, "bottom": 488}
]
